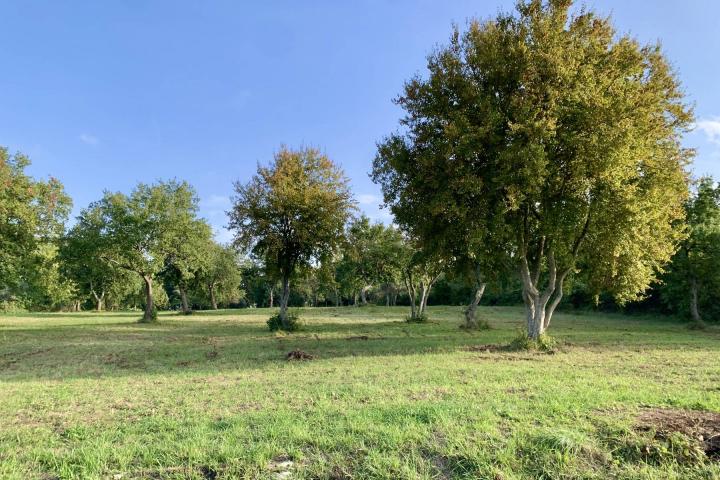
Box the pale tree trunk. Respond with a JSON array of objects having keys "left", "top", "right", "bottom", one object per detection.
[
  {"left": 279, "top": 275, "right": 291, "bottom": 328},
  {"left": 90, "top": 282, "right": 105, "bottom": 311},
  {"left": 690, "top": 277, "right": 704, "bottom": 326},
  {"left": 268, "top": 287, "right": 274, "bottom": 308},
  {"left": 91, "top": 289, "right": 105, "bottom": 312},
  {"left": 360, "top": 285, "right": 371, "bottom": 305},
  {"left": 179, "top": 285, "right": 191, "bottom": 314},
  {"left": 209, "top": 284, "right": 218, "bottom": 310},
  {"left": 464, "top": 283, "right": 487, "bottom": 329},
  {"left": 520, "top": 249, "right": 569, "bottom": 340},
  {"left": 417, "top": 275, "right": 439, "bottom": 317},
  {"left": 334, "top": 287, "right": 340, "bottom": 307},
  {"left": 403, "top": 269, "right": 418, "bottom": 318},
  {"left": 353, "top": 292, "right": 359, "bottom": 306},
  {"left": 141, "top": 275, "right": 155, "bottom": 323}
]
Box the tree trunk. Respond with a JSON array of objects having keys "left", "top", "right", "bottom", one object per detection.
[
  {"left": 90, "top": 283, "right": 105, "bottom": 312},
  {"left": 279, "top": 275, "right": 291, "bottom": 328},
  {"left": 353, "top": 292, "right": 359, "bottom": 306},
  {"left": 404, "top": 271, "right": 418, "bottom": 319},
  {"left": 464, "top": 283, "right": 487, "bottom": 328},
  {"left": 209, "top": 284, "right": 218, "bottom": 310},
  {"left": 268, "top": 287, "right": 274, "bottom": 308},
  {"left": 519, "top": 251, "right": 568, "bottom": 341},
  {"left": 690, "top": 277, "right": 703, "bottom": 326},
  {"left": 334, "top": 287, "right": 340, "bottom": 307},
  {"left": 385, "top": 290, "right": 390, "bottom": 307},
  {"left": 360, "top": 285, "right": 371, "bottom": 305},
  {"left": 179, "top": 285, "right": 191, "bottom": 314},
  {"left": 141, "top": 275, "right": 155, "bottom": 323}
]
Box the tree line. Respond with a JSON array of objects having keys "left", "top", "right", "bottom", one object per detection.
[{"left": 2, "top": 1, "right": 718, "bottom": 339}]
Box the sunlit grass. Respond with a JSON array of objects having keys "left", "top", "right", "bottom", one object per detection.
[{"left": 1, "top": 306, "right": 718, "bottom": 479}]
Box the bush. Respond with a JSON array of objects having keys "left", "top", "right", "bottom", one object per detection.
[
  {"left": 139, "top": 306, "right": 158, "bottom": 323},
  {"left": 267, "top": 311, "right": 301, "bottom": 332},
  {"left": 405, "top": 312, "right": 429, "bottom": 323},
  {"left": 509, "top": 328, "right": 556, "bottom": 352}
]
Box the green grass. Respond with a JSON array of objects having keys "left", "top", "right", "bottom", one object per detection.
[{"left": 1, "top": 306, "right": 719, "bottom": 479}]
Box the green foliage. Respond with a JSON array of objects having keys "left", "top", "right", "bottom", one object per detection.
[
  {"left": 509, "top": 329, "right": 556, "bottom": 352},
  {"left": 77, "top": 180, "right": 206, "bottom": 320},
  {"left": 660, "top": 177, "right": 720, "bottom": 322},
  {"left": 267, "top": 310, "right": 301, "bottom": 331},
  {"left": 197, "top": 243, "right": 243, "bottom": 309},
  {"left": 229, "top": 147, "right": 355, "bottom": 319},
  {"left": 0, "top": 147, "right": 72, "bottom": 307},
  {"left": 139, "top": 305, "right": 158, "bottom": 323},
  {"left": 373, "top": 0, "right": 693, "bottom": 337},
  {"left": 405, "top": 312, "right": 428, "bottom": 323}
]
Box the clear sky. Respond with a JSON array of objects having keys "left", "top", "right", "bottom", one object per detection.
[{"left": 2, "top": 1, "right": 719, "bottom": 242}]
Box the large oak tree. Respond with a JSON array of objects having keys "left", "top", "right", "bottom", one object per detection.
[
  {"left": 229, "top": 147, "right": 354, "bottom": 329},
  {"left": 373, "top": 0, "right": 692, "bottom": 339}
]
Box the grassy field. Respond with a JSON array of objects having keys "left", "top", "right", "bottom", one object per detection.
[{"left": 1, "top": 306, "right": 719, "bottom": 479}]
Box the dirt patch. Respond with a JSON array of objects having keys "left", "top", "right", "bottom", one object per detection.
[
  {"left": 346, "top": 335, "right": 370, "bottom": 341},
  {"left": 286, "top": 350, "right": 314, "bottom": 361},
  {"left": 637, "top": 408, "right": 720, "bottom": 459},
  {"left": 268, "top": 455, "right": 294, "bottom": 479}
]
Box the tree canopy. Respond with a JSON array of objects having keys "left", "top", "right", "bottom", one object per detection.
[
  {"left": 373, "top": 0, "right": 692, "bottom": 339},
  {"left": 229, "top": 146, "right": 355, "bottom": 329},
  {"left": 0, "top": 147, "right": 71, "bottom": 309}
]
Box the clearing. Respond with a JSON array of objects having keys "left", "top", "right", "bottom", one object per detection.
[{"left": 0, "top": 306, "right": 719, "bottom": 479}]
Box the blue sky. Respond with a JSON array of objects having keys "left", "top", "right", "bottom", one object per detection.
[{"left": 2, "top": 1, "right": 719, "bottom": 242}]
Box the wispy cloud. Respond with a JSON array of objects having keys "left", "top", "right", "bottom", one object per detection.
[
  {"left": 357, "top": 194, "right": 379, "bottom": 205},
  {"left": 79, "top": 133, "right": 99, "bottom": 145},
  {"left": 696, "top": 118, "right": 720, "bottom": 145}
]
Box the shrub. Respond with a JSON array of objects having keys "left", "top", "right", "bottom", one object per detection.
[
  {"left": 509, "top": 328, "right": 556, "bottom": 352},
  {"left": 267, "top": 311, "right": 301, "bottom": 332},
  {"left": 405, "top": 312, "right": 429, "bottom": 323}
]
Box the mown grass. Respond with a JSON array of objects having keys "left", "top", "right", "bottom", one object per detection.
[{"left": 0, "top": 306, "right": 719, "bottom": 479}]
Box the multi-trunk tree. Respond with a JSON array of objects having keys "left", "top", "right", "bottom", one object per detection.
[
  {"left": 374, "top": 0, "right": 692, "bottom": 339},
  {"left": 85, "top": 180, "right": 207, "bottom": 322},
  {"left": 229, "top": 146, "right": 354, "bottom": 329}
]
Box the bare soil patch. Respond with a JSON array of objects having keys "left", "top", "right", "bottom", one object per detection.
[
  {"left": 637, "top": 408, "right": 720, "bottom": 459},
  {"left": 286, "top": 350, "right": 314, "bottom": 361}
]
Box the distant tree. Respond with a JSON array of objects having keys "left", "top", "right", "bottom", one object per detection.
[
  {"left": 160, "top": 211, "right": 213, "bottom": 314},
  {"left": 661, "top": 178, "right": 720, "bottom": 325},
  {"left": 60, "top": 204, "right": 130, "bottom": 311},
  {"left": 229, "top": 147, "right": 354, "bottom": 329},
  {"left": 0, "top": 148, "right": 71, "bottom": 308},
  {"left": 340, "top": 216, "right": 390, "bottom": 305},
  {"left": 401, "top": 241, "right": 445, "bottom": 321},
  {"left": 374, "top": 0, "right": 691, "bottom": 340},
  {"left": 198, "top": 242, "right": 243, "bottom": 309},
  {"left": 24, "top": 243, "right": 78, "bottom": 311},
  {"left": 92, "top": 180, "right": 204, "bottom": 322}
]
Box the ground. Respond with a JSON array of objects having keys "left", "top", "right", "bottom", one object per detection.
[{"left": 0, "top": 306, "right": 719, "bottom": 480}]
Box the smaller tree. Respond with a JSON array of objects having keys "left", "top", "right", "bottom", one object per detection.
[
  {"left": 0, "top": 147, "right": 71, "bottom": 308},
  {"left": 161, "top": 217, "right": 213, "bottom": 314},
  {"left": 661, "top": 177, "right": 720, "bottom": 325},
  {"left": 198, "top": 242, "right": 243, "bottom": 309},
  {"left": 93, "top": 180, "right": 204, "bottom": 322},
  {"left": 229, "top": 146, "right": 354, "bottom": 329}
]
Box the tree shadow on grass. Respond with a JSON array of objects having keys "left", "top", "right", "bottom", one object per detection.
[{"left": 1, "top": 306, "right": 718, "bottom": 382}]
